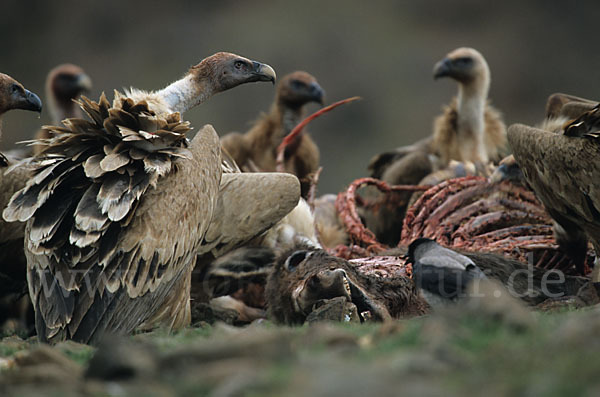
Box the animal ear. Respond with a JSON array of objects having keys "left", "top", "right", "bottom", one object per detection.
[{"left": 285, "top": 250, "right": 310, "bottom": 271}]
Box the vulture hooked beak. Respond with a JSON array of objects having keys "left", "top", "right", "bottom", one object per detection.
[
  {"left": 16, "top": 89, "right": 43, "bottom": 113},
  {"left": 76, "top": 73, "right": 93, "bottom": 92},
  {"left": 251, "top": 61, "right": 277, "bottom": 84},
  {"left": 309, "top": 81, "right": 325, "bottom": 106},
  {"left": 433, "top": 57, "right": 452, "bottom": 80}
]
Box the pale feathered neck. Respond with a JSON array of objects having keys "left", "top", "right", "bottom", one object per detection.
[
  {"left": 456, "top": 68, "right": 490, "bottom": 162},
  {"left": 120, "top": 74, "right": 215, "bottom": 116},
  {"left": 157, "top": 74, "right": 215, "bottom": 114}
]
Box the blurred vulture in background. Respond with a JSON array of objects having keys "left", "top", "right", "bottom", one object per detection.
[
  {"left": 365, "top": 47, "right": 507, "bottom": 246},
  {"left": 431, "top": 47, "right": 506, "bottom": 165},
  {"left": 508, "top": 102, "right": 600, "bottom": 280},
  {"left": 221, "top": 71, "right": 324, "bottom": 197},
  {"left": 32, "top": 64, "right": 92, "bottom": 155},
  {"left": 2, "top": 52, "right": 282, "bottom": 344}
]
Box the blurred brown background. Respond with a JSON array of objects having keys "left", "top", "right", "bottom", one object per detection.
[{"left": 1, "top": 0, "right": 599, "bottom": 194}]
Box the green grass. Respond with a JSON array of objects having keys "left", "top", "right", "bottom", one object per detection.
[{"left": 3, "top": 307, "right": 600, "bottom": 395}]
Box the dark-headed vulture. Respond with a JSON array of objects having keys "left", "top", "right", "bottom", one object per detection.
[
  {"left": 2, "top": 52, "right": 277, "bottom": 345},
  {"left": 221, "top": 71, "right": 324, "bottom": 197},
  {"left": 0, "top": 73, "right": 42, "bottom": 309},
  {"left": 508, "top": 104, "right": 600, "bottom": 280},
  {"left": 0, "top": 73, "right": 42, "bottom": 165},
  {"left": 33, "top": 64, "right": 92, "bottom": 155}
]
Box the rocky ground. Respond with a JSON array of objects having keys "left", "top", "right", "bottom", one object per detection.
[{"left": 2, "top": 285, "right": 600, "bottom": 397}]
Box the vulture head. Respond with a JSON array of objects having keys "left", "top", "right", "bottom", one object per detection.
[
  {"left": 45, "top": 64, "right": 92, "bottom": 125},
  {"left": 47, "top": 64, "right": 92, "bottom": 105},
  {"left": 433, "top": 47, "right": 490, "bottom": 87},
  {"left": 191, "top": 52, "right": 276, "bottom": 93},
  {"left": 0, "top": 73, "right": 42, "bottom": 115},
  {"left": 46, "top": 64, "right": 92, "bottom": 110},
  {"left": 276, "top": 71, "right": 325, "bottom": 109}
]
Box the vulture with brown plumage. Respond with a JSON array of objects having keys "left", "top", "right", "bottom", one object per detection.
[
  {"left": 2, "top": 52, "right": 278, "bottom": 344},
  {"left": 431, "top": 47, "right": 506, "bottom": 165},
  {"left": 0, "top": 73, "right": 43, "bottom": 165},
  {"left": 365, "top": 47, "right": 507, "bottom": 246},
  {"left": 0, "top": 73, "right": 42, "bottom": 318},
  {"left": 221, "top": 71, "right": 324, "bottom": 197},
  {"left": 370, "top": 47, "right": 506, "bottom": 184},
  {"left": 32, "top": 64, "right": 92, "bottom": 155},
  {"left": 508, "top": 104, "right": 600, "bottom": 280}
]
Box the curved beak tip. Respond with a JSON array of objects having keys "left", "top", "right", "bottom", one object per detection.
[
  {"left": 26, "top": 90, "right": 43, "bottom": 113},
  {"left": 77, "top": 73, "right": 93, "bottom": 91},
  {"left": 255, "top": 62, "right": 276, "bottom": 84},
  {"left": 433, "top": 58, "right": 451, "bottom": 80}
]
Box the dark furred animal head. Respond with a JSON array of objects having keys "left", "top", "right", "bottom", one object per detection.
[
  {"left": 433, "top": 47, "right": 488, "bottom": 84},
  {"left": 276, "top": 71, "right": 324, "bottom": 109},
  {"left": 0, "top": 73, "right": 42, "bottom": 115},
  {"left": 191, "top": 52, "right": 276, "bottom": 93},
  {"left": 46, "top": 64, "right": 92, "bottom": 107},
  {"left": 265, "top": 246, "right": 424, "bottom": 325}
]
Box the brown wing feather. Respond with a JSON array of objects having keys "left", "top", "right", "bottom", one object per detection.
[
  {"left": 367, "top": 137, "right": 433, "bottom": 180},
  {"left": 3, "top": 94, "right": 221, "bottom": 344},
  {"left": 508, "top": 121, "right": 600, "bottom": 251},
  {"left": 203, "top": 172, "right": 300, "bottom": 257}
]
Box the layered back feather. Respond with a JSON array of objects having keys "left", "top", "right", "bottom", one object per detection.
[
  {"left": 507, "top": 104, "right": 600, "bottom": 262},
  {"left": 5, "top": 93, "right": 192, "bottom": 259},
  {"left": 3, "top": 93, "right": 221, "bottom": 343}
]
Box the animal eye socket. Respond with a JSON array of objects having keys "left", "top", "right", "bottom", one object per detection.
[
  {"left": 285, "top": 250, "right": 309, "bottom": 271},
  {"left": 11, "top": 84, "right": 20, "bottom": 93},
  {"left": 455, "top": 57, "right": 472, "bottom": 66},
  {"left": 234, "top": 61, "right": 245, "bottom": 70},
  {"left": 291, "top": 80, "right": 305, "bottom": 89}
]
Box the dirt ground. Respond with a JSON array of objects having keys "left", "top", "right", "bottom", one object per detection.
[{"left": 2, "top": 287, "right": 600, "bottom": 397}]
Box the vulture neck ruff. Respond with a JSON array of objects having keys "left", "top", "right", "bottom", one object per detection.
[
  {"left": 46, "top": 92, "right": 80, "bottom": 125},
  {"left": 456, "top": 71, "right": 490, "bottom": 164},
  {"left": 158, "top": 74, "right": 213, "bottom": 114},
  {"left": 280, "top": 105, "right": 304, "bottom": 136}
]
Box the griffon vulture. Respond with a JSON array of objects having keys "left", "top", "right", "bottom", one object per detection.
[
  {"left": 2, "top": 52, "right": 278, "bottom": 344},
  {"left": 508, "top": 104, "right": 600, "bottom": 280},
  {"left": 221, "top": 71, "right": 324, "bottom": 197},
  {"left": 0, "top": 73, "right": 42, "bottom": 324},
  {"left": 365, "top": 48, "right": 506, "bottom": 246},
  {"left": 32, "top": 64, "right": 92, "bottom": 155}
]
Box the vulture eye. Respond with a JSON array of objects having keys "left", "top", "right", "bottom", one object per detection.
[
  {"left": 58, "top": 73, "right": 74, "bottom": 82},
  {"left": 234, "top": 60, "right": 246, "bottom": 70},
  {"left": 10, "top": 83, "right": 20, "bottom": 94},
  {"left": 291, "top": 80, "right": 305, "bottom": 90},
  {"left": 454, "top": 57, "right": 473, "bottom": 67},
  {"left": 285, "top": 250, "right": 310, "bottom": 272}
]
